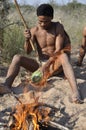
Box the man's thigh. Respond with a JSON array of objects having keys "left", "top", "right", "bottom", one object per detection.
[{"left": 21, "top": 56, "right": 39, "bottom": 72}]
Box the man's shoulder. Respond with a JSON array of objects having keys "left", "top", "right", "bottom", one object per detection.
[
  {"left": 54, "top": 21, "right": 64, "bottom": 34},
  {"left": 31, "top": 26, "right": 39, "bottom": 34},
  {"left": 52, "top": 21, "right": 62, "bottom": 26},
  {"left": 31, "top": 26, "right": 38, "bottom": 31},
  {"left": 53, "top": 21, "right": 64, "bottom": 29}
]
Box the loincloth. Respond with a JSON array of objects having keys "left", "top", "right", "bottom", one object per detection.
[{"left": 40, "top": 59, "right": 63, "bottom": 76}]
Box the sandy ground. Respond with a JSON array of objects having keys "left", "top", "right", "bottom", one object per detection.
[{"left": 0, "top": 51, "right": 86, "bottom": 130}]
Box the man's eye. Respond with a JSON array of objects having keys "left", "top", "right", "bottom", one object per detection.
[
  {"left": 39, "top": 21, "right": 42, "bottom": 23},
  {"left": 39, "top": 21, "right": 47, "bottom": 23}
]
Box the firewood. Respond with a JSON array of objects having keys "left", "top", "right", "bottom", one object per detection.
[{"left": 48, "top": 121, "right": 69, "bottom": 130}]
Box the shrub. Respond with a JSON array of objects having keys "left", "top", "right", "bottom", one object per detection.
[{"left": 3, "top": 25, "right": 25, "bottom": 62}]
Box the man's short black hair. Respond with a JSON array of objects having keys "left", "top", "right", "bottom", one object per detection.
[{"left": 37, "top": 4, "right": 54, "bottom": 18}]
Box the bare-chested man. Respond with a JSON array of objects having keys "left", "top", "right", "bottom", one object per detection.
[
  {"left": 76, "top": 26, "right": 86, "bottom": 66},
  {"left": 0, "top": 4, "right": 83, "bottom": 103}
]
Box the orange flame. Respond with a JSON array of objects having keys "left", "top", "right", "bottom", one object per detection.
[{"left": 11, "top": 102, "right": 51, "bottom": 130}]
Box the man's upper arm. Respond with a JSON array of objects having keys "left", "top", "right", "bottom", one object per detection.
[
  {"left": 55, "top": 23, "right": 65, "bottom": 51},
  {"left": 30, "top": 27, "right": 37, "bottom": 43}
]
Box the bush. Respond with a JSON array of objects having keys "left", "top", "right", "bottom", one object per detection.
[{"left": 3, "top": 25, "right": 25, "bottom": 62}]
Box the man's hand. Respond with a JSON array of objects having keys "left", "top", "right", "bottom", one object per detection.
[
  {"left": 41, "top": 57, "right": 54, "bottom": 73},
  {"left": 41, "top": 64, "right": 49, "bottom": 74},
  {"left": 24, "top": 29, "right": 33, "bottom": 53},
  {"left": 24, "top": 29, "right": 31, "bottom": 41}
]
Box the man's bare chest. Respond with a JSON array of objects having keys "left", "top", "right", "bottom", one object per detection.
[{"left": 36, "top": 31, "right": 56, "bottom": 48}]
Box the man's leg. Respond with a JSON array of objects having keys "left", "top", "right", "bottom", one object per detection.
[
  {"left": 77, "top": 46, "right": 86, "bottom": 66},
  {"left": 0, "top": 54, "right": 39, "bottom": 94},
  {"left": 59, "top": 53, "right": 83, "bottom": 103}
]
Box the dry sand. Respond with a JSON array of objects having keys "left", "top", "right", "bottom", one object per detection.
[{"left": 0, "top": 50, "right": 86, "bottom": 130}]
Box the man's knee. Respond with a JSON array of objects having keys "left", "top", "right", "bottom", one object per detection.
[
  {"left": 12, "top": 54, "right": 22, "bottom": 64},
  {"left": 59, "top": 53, "right": 69, "bottom": 64}
]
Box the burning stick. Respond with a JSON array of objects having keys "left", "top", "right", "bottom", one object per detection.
[
  {"left": 9, "top": 102, "right": 51, "bottom": 130},
  {"left": 10, "top": 92, "right": 22, "bottom": 104},
  {"left": 48, "top": 121, "right": 69, "bottom": 130},
  {"left": 9, "top": 101, "right": 69, "bottom": 130},
  {"left": 14, "top": 0, "right": 35, "bottom": 51}
]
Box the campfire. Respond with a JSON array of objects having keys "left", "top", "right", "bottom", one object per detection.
[
  {"left": 9, "top": 101, "right": 51, "bottom": 130},
  {"left": 8, "top": 96, "right": 69, "bottom": 130}
]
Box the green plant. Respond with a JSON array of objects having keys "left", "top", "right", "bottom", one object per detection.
[{"left": 3, "top": 25, "right": 25, "bottom": 62}]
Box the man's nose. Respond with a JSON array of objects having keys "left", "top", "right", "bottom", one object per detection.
[{"left": 41, "top": 22, "right": 45, "bottom": 26}]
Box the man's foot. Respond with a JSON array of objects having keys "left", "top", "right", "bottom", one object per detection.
[
  {"left": 72, "top": 97, "right": 84, "bottom": 104},
  {"left": 72, "top": 93, "right": 84, "bottom": 104},
  {"left": 0, "top": 83, "right": 11, "bottom": 95}
]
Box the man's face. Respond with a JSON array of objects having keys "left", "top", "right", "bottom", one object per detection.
[{"left": 38, "top": 16, "right": 52, "bottom": 29}]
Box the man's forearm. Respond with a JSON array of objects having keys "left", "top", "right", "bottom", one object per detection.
[{"left": 24, "top": 40, "right": 33, "bottom": 54}]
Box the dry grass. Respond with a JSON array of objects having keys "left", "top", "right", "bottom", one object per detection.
[{"left": 3, "top": 3, "right": 86, "bottom": 61}]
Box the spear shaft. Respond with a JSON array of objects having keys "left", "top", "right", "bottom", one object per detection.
[{"left": 14, "top": 0, "right": 35, "bottom": 51}]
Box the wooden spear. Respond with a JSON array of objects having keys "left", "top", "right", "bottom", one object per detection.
[{"left": 14, "top": 0, "right": 35, "bottom": 51}]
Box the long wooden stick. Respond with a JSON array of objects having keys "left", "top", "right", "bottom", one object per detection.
[
  {"left": 14, "top": 0, "right": 35, "bottom": 51},
  {"left": 49, "top": 121, "right": 69, "bottom": 130}
]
